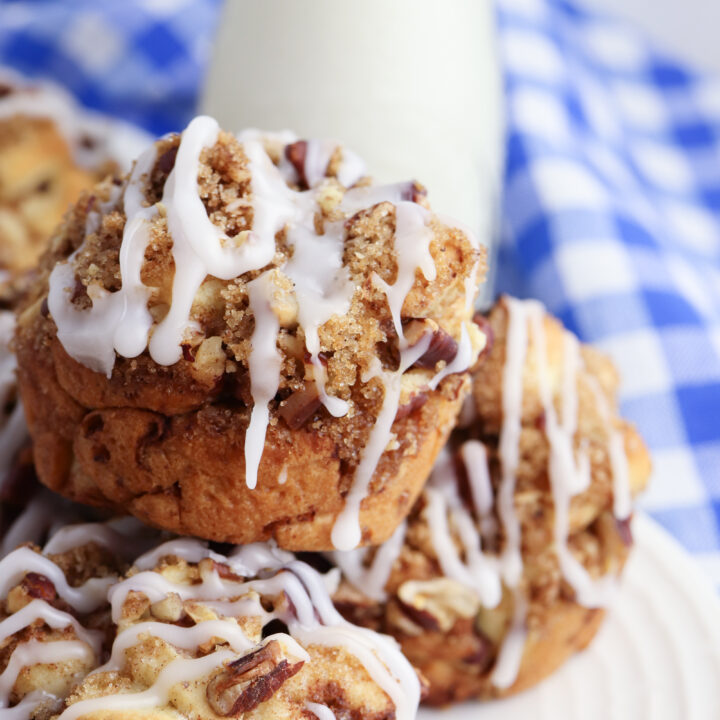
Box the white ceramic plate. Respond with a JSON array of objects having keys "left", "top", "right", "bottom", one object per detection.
[{"left": 419, "top": 513, "right": 720, "bottom": 720}]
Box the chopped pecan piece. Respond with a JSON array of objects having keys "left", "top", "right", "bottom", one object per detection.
[
  {"left": 207, "top": 640, "right": 305, "bottom": 715},
  {"left": 22, "top": 573, "right": 57, "bottom": 602},
  {"left": 397, "top": 578, "right": 480, "bottom": 633},
  {"left": 278, "top": 382, "right": 322, "bottom": 430},
  {"left": 150, "top": 593, "right": 185, "bottom": 622},
  {"left": 396, "top": 598, "right": 441, "bottom": 633},
  {"left": 155, "top": 145, "right": 178, "bottom": 176},
  {"left": 403, "top": 319, "right": 458, "bottom": 369},
  {"left": 400, "top": 181, "right": 427, "bottom": 203},
  {"left": 395, "top": 391, "right": 429, "bottom": 421},
  {"left": 285, "top": 141, "right": 309, "bottom": 189}
]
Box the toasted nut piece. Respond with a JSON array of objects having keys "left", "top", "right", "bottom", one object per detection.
[
  {"left": 265, "top": 269, "right": 299, "bottom": 328},
  {"left": 397, "top": 369, "right": 430, "bottom": 420},
  {"left": 278, "top": 382, "right": 322, "bottom": 430},
  {"left": 316, "top": 182, "right": 343, "bottom": 215},
  {"left": 120, "top": 590, "right": 152, "bottom": 623},
  {"left": 154, "top": 145, "right": 178, "bottom": 177},
  {"left": 475, "top": 588, "right": 513, "bottom": 647},
  {"left": 285, "top": 141, "right": 309, "bottom": 188},
  {"left": 150, "top": 592, "right": 185, "bottom": 622},
  {"left": 190, "top": 336, "right": 226, "bottom": 385},
  {"left": 206, "top": 639, "right": 305, "bottom": 715},
  {"left": 6, "top": 572, "right": 57, "bottom": 613},
  {"left": 395, "top": 391, "right": 428, "bottom": 421},
  {"left": 401, "top": 181, "right": 427, "bottom": 204},
  {"left": 398, "top": 578, "right": 481, "bottom": 633},
  {"left": 22, "top": 572, "right": 57, "bottom": 602},
  {"left": 403, "top": 319, "right": 458, "bottom": 370}
]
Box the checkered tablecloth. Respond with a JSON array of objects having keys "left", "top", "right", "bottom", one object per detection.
[
  {"left": 0, "top": 0, "right": 221, "bottom": 135},
  {"left": 0, "top": 0, "right": 718, "bottom": 586}
]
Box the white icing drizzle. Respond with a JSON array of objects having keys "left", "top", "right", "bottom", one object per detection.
[
  {"left": 150, "top": 118, "right": 282, "bottom": 364},
  {"left": 0, "top": 640, "right": 94, "bottom": 708},
  {"left": 330, "top": 334, "right": 431, "bottom": 551},
  {"left": 303, "top": 140, "right": 337, "bottom": 189},
  {"left": 277, "top": 465, "right": 288, "bottom": 484},
  {"left": 0, "top": 692, "right": 53, "bottom": 720},
  {"left": 0, "top": 547, "right": 113, "bottom": 614},
  {"left": 372, "top": 202, "right": 436, "bottom": 344},
  {"left": 0, "top": 600, "right": 102, "bottom": 656},
  {"left": 329, "top": 193, "right": 481, "bottom": 550},
  {"left": 43, "top": 519, "right": 157, "bottom": 560},
  {"left": 48, "top": 146, "right": 158, "bottom": 377},
  {"left": 461, "top": 440, "right": 494, "bottom": 517},
  {"left": 306, "top": 702, "right": 337, "bottom": 720},
  {"left": 528, "top": 302, "right": 614, "bottom": 607},
  {"left": 244, "top": 273, "right": 283, "bottom": 489},
  {"left": 425, "top": 449, "right": 502, "bottom": 609},
  {"left": 283, "top": 221, "right": 354, "bottom": 418},
  {"left": 330, "top": 521, "right": 407, "bottom": 602},
  {"left": 229, "top": 541, "right": 296, "bottom": 575},
  {"left": 490, "top": 589, "right": 528, "bottom": 690},
  {"left": 496, "top": 297, "right": 529, "bottom": 590},
  {"left": 102, "top": 552, "right": 417, "bottom": 720},
  {"left": 587, "top": 376, "right": 632, "bottom": 520},
  {"left": 0, "top": 312, "right": 16, "bottom": 411},
  {"left": 335, "top": 148, "right": 366, "bottom": 189},
  {"left": 0, "top": 514, "right": 419, "bottom": 720},
  {"left": 428, "top": 261, "right": 483, "bottom": 391},
  {"left": 287, "top": 560, "right": 419, "bottom": 720},
  {"left": 133, "top": 537, "right": 223, "bottom": 571},
  {"left": 196, "top": 596, "right": 269, "bottom": 621},
  {"left": 281, "top": 137, "right": 365, "bottom": 190},
  {"left": 96, "top": 620, "right": 255, "bottom": 674},
  {"left": 112, "top": 147, "right": 160, "bottom": 358},
  {"left": 561, "top": 332, "right": 592, "bottom": 494}
]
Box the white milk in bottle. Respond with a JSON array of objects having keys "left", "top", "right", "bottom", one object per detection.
[{"left": 201, "top": 0, "right": 504, "bottom": 302}]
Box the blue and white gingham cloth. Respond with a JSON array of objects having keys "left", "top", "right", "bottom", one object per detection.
[
  {"left": 496, "top": 0, "right": 720, "bottom": 587},
  {"left": 0, "top": 0, "right": 221, "bottom": 135},
  {"left": 1, "top": 0, "right": 719, "bottom": 586}
]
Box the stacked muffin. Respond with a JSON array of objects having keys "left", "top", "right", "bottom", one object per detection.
[
  {"left": 0, "top": 114, "right": 650, "bottom": 719},
  {"left": 0, "top": 69, "right": 149, "bottom": 278}
]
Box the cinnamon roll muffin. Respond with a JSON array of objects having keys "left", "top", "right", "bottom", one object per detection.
[
  {"left": 331, "top": 297, "right": 651, "bottom": 704},
  {"left": 0, "top": 523, "right": 421, "bottom": 720},
  {"left": 0, "top": 69, "right": 150, "bottom": 275},
  {"left": 15, "top": 117, "right": 486, "bottom": 551},
  {"left": 0, "top": 536, "right": 121, "bottom": 719}
]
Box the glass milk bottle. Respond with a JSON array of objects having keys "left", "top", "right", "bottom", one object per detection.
[{"left": 201, "top": 0, "right": 503, "bottom": 301}]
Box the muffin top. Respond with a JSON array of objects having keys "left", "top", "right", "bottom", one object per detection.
[{"left": 21, "top": 116, "right": 486, "bottom": 549}]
